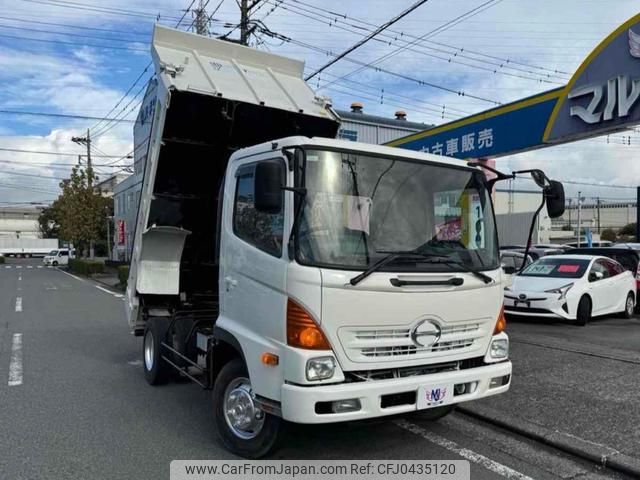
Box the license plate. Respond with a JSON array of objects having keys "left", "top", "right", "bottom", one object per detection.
[{"left": 417, "top": 383, "right": 454, "bottom": 409}]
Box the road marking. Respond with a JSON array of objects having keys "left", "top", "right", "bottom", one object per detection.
[
  {"left": 27, "top": 266, "right": 33, "bottom": 269},
  {"left": 37, "top": 266, "right": 43, "bottom": 269},
  {"left": 15, "top": 266, "right": 21, "bottom": 269},
  {"left": 55, "top": 268, "right": 85, "bottom": 283},
  {"left": 394, "top": 419, "right": 535, "bottom": 480},
  {"left": 4, "top": 266, "right": 11, "bottom": 269},
  {"left": 15, "top": 297, "right": 22, "bottom": 312},
  {"left": 127, "top": 359, "right": 143, "bottom": 366},
  {"left": 95, "top": 285, "right": 124, "bottom": 298},
  {"left": 8, "top": 333, "right": 23, "bottom": 386}
]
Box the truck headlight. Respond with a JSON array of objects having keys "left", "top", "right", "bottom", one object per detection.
[
  {"left": 490, "top": 338, "right": 509, "bottom": 359},
  {"left": 306, "top": 356, "right": 336, "bottom": 381}
]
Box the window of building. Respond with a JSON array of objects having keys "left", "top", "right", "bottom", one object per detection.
[
  {"left": 233, "top": 162, "right": 284, "bottom": 257},
  {"left": 338, "top": 129, "right": 358, "bottom": 142}
]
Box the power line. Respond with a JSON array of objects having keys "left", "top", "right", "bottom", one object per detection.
[
  {"left": 0, "top": 109, "right": 135, "bottom": 122},
  {"left": 305, "top": 0, "right": 431, "bottom": 81},
  {"left": 256, "top": 26, "right": 501, "bottom": 105},
  {"left": 19, "top": 0, "right": 183, "bottom": 22},
  {"left": 0, "top": 32, "right": 148, "bottom": 52},
  {"left": 284, "top": 0, "right": 567, "bottom": 83},
  {"left": 289, "top": 0, "right": 571, "bottom": 78},
  {"left": 0, "top": 14, "right": 152, "bottom": 36},
  {"left": 315, "top": 0, "right": 508, "bottom": 90},
  {"left": 0, "top": 148, "right": 131, "bottom": 158},
  {"left": 0, "top": 22, "right": 147, "bottom": 43}
]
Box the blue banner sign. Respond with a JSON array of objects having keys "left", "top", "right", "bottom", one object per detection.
[{"left": 388, "top": 13, "right": 640, "bottom": 159}]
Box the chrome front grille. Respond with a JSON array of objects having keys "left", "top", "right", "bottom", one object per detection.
[{"left": 339, "top": 321, "right": 486, "bottom": 362}]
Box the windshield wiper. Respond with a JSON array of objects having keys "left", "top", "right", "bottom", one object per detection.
[
  {"left": 349, "top": 251, "right": 449, "bottom": 286},
  {"left": 419, "top": 258, "right": 494, "bottom": 284}
]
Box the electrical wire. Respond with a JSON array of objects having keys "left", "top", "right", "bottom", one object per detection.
[
  {"left": 0, "top": 109, "right": 135, "bottom": 123},
  {"left": 0, "top": 148, "right": 131, "bottom": 158},
  {"left": 290, "top": 0, "right": 571, "bottom": 78},
  {"left": 305, "top": 0, "right": 431, "bottom": 81},
  {"left": 256, "top": 25, "right": 501, "bottom": 105}
]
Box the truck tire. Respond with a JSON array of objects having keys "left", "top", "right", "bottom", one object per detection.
[
  {"left": 143, "top": 317, "right": 171, "bottom": 385},
  {"left": 409, "top": 405, "right": 455, "bottom": 422},
  {"left": 576, "top": 296, "right": 591, "bottom": 326},
  {"left": 213, "top": 358, "right": 281, "bottom": 458},
  {"left": 52, "top": 261, "right": 58, "bottom": 267}
]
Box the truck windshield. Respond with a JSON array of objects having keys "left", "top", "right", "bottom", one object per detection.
[{"left": 296, "top": 149, "right": 499, "bottom": 272}]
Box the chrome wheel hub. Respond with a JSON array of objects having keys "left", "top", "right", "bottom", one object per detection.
[
  {"left": 223, "top": 377, "right": 265, "bottom": 440},
  {"left": 144, "top": 330, "right": 154, "bottom": 371}
]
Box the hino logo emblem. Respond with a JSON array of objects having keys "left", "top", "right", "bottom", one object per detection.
[
  {"left": 410, "top": 320, "right": 442, "bottom": 348},
  {"left": 519, "top": 294, "right": 527, "bottom": 300}
]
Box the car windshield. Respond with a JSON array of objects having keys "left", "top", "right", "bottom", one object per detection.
[
  {"left": 295, "top": 149, "right": 499, "bottom": 271},
  {"left": 520, "top": 257, "right": 590, "bottom": 278},
  {"left": 48, "top": 250, "right": 58, "bottom": 255}
]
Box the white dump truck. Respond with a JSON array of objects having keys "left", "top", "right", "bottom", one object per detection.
[{"left": 126, "top": 25, "right": 565, "bottom": 458}]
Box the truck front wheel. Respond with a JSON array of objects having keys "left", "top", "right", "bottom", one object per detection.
[
  {"left": 213, "top": 358, "right": 281, "bottom": 458},
  {"left": 143, "top": 317, "right": 171, "bottom": 385}
]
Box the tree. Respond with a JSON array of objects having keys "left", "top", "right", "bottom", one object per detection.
[
  {"left": 38, "top": 201, "right": 61, "bottom": 238},
  {"left": 55, "top": 167, "right": 112, "bottom": 257},
  {"left": 600, "top": 228, "right": 617, "bottom": 242},
  {"left": 619, "top": 223, "right": 637, "bottom": 237}
]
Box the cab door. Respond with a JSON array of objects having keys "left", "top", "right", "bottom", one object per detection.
[{"left": 219, "top": 154, "right": 289, "bottom": 397}]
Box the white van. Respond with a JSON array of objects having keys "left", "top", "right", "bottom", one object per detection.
[{"left": 43, "top": 248, "right": 74, "bottom": 266}]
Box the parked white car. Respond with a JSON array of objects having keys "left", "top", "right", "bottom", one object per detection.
[
  {"left": 43, "top": 248, "right": 73, "bottom": 266},
  {"left": 504, "top": 255, "right": 636, "bottom": 325}
]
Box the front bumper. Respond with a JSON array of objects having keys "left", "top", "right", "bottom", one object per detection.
[
  {"left": 504, "top": 293, "right": 573, "bottom": 319},
  {"left": 281, "top": 361, "right": 511, "bottom": 424}
]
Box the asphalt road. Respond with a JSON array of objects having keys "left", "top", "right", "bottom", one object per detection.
[{"left": 0, "top": 258, "right": 632, "bottom": 480}]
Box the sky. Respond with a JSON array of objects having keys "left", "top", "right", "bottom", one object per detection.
[{"left": 0, "top": 0, "right": 639, "bottom": 206}]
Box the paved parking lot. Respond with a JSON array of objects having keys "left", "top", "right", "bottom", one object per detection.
[{"left": 0, "top": 258, "right": 636, "bottom": 479}]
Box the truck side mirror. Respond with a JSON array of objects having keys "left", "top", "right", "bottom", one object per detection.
[
  {"left": 254, "top": 161, "right": 284, "bottom": 213},
  {"left": 545, "top": 180, "right": 565, "bottom": 219}
]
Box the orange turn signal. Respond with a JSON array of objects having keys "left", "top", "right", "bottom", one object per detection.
[
  {"left": 261, "top": 352, "right": 279, "bottom": 366},
  {"left": 494, "top": 305, "right": 507, "bottom": 334},
  {"left": 287, "top": 299, "right": 331, "bottom": 350}
]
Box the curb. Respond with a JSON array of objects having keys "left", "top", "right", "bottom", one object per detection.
[
  {"left": 88, "top": 275, "right": 125, "bottom": 293},
  {"left": 458, "top": 405, "right": 640, "bottom": 478}
]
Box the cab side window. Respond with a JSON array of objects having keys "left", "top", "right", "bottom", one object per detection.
[
  {"left": 60, "top": 251, "right": 69, "bottom": 257},
  {"left": 233, "top": 161, "right": 284, "bottom": 257}
]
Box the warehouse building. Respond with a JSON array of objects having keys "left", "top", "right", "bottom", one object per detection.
[{"left": 0, "top": 207, "right": 43, "bottom": 239}]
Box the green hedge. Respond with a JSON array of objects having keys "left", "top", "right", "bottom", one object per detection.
[
  {"left": 0, "top": 256, "right": 5, "bottom": 264},
  {"left": 69, "top": 258, "right": 104, "bottom": 275},
  {"left": 118, "top": 265, "right": 129, "bottom": 287}
]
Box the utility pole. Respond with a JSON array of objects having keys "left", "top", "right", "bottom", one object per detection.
[
  {"left": 577, "top": 192, "right": 582, "bottom": 247},
  {"left": 71, "top": 128, "right": 92, "bottom": 185},
  {"left": 71, "top": 129, "right": 95, "bottom": 258},
  {"left": 240, "top": 0, "right": 249, "bottom": 45},
  {"left": 596, "top": 197, "right": 601, "bottom": 234},
  {"left": 193, "top": 0, "right": 209, "bottom": 35}
]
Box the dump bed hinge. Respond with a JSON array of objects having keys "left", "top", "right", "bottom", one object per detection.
[{"left": 160, "top": 62, "right": 184, "bottom": 78}]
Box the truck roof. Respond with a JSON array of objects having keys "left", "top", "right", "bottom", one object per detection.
[{"left": 230, "top": 136, "right": 477, "bottom": 170}]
